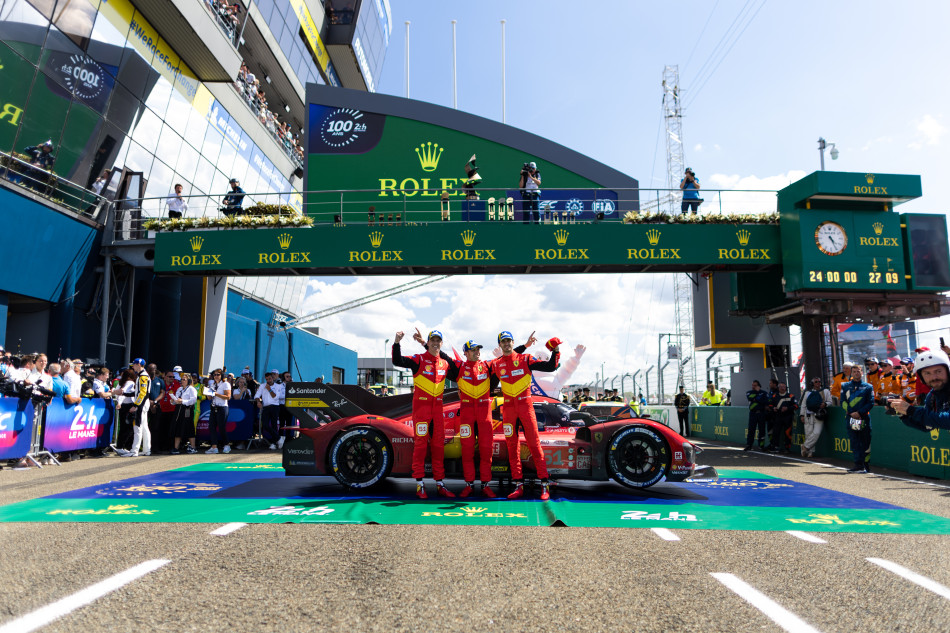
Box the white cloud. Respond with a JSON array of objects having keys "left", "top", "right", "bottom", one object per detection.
[
  {"left": 703, "top": 170, "right": 807, "bottom": 214},
  {"left": 909, "top": 114, "right": 946, "bottom": 149},
  {"left": 694, "top": 143, "right": 703, "bottom": 152}
]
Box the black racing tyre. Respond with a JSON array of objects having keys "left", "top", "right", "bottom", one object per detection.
[
  {"left": 328, "top": 427, "right": 393, "bottom": 489},
  {"left": 606, "top": 425, "right": 670, "bottom": 489}
]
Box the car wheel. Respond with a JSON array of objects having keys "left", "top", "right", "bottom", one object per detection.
[
  {"left": 606, "top": 425, "right": 670, "bottom": 489},
  {"left": 328, "top": 427, "right": 392, "bottom": 489}
]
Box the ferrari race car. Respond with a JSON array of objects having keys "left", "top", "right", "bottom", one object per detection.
[{"left": 282, "top": 383, "right": 717, "bottom": 491}]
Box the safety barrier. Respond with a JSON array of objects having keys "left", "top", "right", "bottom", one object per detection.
[
  {"left": 196, "top": 400, "right": 257, "bottom": 443},
  {"left": 689, "top": 406, "right": 950, "bottom": 480}
]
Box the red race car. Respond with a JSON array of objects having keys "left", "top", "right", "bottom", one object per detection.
[{"left": 282, "top": 383, "right": 717, "bottom": 491}]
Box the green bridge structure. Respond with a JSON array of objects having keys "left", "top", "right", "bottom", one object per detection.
[{"left": 139, "top": 86, "right": 950, "bottom": 383}]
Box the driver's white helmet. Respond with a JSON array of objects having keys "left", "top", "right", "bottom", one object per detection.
[{"left": 915, "top": 349, "right": 950, "bottom": 377}]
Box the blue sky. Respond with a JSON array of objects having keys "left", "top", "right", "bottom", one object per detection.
[{"left": 302, "top": 1, "right": 950, "bottom": 394}]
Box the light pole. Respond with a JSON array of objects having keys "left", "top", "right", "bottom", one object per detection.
[
  {"left": 818, "top": 137, "right": 839, "bottom": 171},
  {"left": 383, "top": 338, "right": 389, "bottom": 387}
]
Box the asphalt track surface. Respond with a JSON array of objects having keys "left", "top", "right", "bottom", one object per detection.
[{"left": 2, "top": 442, "right": 950, "bottom": 632}]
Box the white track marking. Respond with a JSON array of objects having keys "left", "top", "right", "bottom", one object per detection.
[
  {"left": 210, "top": 522, "right": 247, "bottom": 536},
  {"left": 786, "top": 530, "right": 827, "bottom": 544},
  {"left": 0, "top": 559, "right": 171, "bottom": 633},
  {"left": 867, "top": 558, "right": 950, "bottom": 600},
  {"left": 711, "top": 573, "right": 824, "bottom": 633},
  {"left": 651, "top": 527, "right": 680, "bottom": 541}
]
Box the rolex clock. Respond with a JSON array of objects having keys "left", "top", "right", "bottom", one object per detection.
[{"left": 814, "top": 221, "right": 847, "bottom": 256}]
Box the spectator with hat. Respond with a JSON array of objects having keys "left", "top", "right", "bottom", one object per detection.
[
  {"left": 864, "top": 357, "right": 884, "bottom": 400},
  {"left": 674, "top": 385, "right": 691, "bottom": 436},
  {"left": 518, "top": 161, "right": 541, "bottom": 223},
  {"left": 877, "top": 359, "right": 902, "bottom": 404},
  {"left": 914, "top": 347, "right": 933, "bottom": 402},
  {"left": 831, "top": 361, "right": 853, "bottom": 405}
]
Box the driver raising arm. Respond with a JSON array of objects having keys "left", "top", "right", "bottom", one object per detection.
[
  {"left": 412, "top": 328, "right": 534, "bottom": 498},
  {"left": 392, "top": 329, "right": 455, "bottom": 499},
  {"left": 494, "top": 331, "right": 561, "bottom": 500}
]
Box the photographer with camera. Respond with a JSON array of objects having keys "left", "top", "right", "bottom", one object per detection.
[
  {"left": 519, "top": 161, "right": 541, "bottom": 224},
  {"left": 799, "top": 377, "right": 832, "bottom": 458},
  {"left": 888, "top": 350, "right": 950, "bottom": 432},
  {"left": 679, "top": 167, "right": 702, "bottom": 214}
]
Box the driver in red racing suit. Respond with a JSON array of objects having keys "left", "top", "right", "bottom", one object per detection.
[
  {"left": 411, "top": 329, "right": 535, "bottom": 499},
  {"left": 392, "top": 329, "right": 456, "bottom": 499},
  {"left": 494, "top": 331, "right": 561, "bottom": 500}
]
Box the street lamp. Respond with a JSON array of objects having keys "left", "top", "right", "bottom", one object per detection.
[
  {"left": 818, "top": 137, "right": 839, "bottom": 171},
  {"left": 383, "top": 338, "right": 389, "bottom": 387}
]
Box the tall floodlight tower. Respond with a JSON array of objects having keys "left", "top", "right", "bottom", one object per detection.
[
  {"left": 662, "top": 66, "right": 686, "bottom": 214},
  {"left": 663, "top": 65, "right": 698, "bottom": 397}
]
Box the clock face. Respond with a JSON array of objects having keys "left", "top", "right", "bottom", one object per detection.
[{"left": 815, "top": 221, "right": 848, "bottom": 256}]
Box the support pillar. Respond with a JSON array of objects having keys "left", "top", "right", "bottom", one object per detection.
[{"left": 800, "top": 316, "right": 826, "bottom": 386}]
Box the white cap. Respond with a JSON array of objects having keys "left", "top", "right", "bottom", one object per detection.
[{"left": 173, "top": 365, "right": 183, "bottom": 372}]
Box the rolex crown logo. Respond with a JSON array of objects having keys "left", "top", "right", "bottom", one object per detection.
[
  {"left": 277, "top": 233, "right": 293, "bottom": 250},
  {"left": 415, "top": 141, "right": 443, "bottom": 172},
  {"left": 865, "top": 173, "right": 875, "bottom": 184},
  {"left": 460, "top": 229, "right": 476, "bottom": 246},
  {"left": 872, "top": 222, "right": 884, "bottom": 236},
  {"left": 646, "top": 228, "right": 661, "bottom": 246},
  {"left": 461, "top": 506, "right": 487, "bottom": 513},
  {"left": 932, "top": 428, "right": 941, "bottom": 441},
  {"left": 553, "top": 229, "right": 569, "bottom": 246},
  {"left": 736, "top": 229, "right": 751, "bottom": 246},
  {"left": 189, "top": 235, "right": 204, "bottom": 252},
  {"left": 368, "top": 231, "right": 384, "bottom": 248}
]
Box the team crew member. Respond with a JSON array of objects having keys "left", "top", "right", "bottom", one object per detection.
[
  {"left": 864, "top": 357, "right": 884, "bottom": 399},
  {"left": 673, "top": 386, "right": 690, "bottom": 437},
  {"left": 392, "top": 329, "right": 455, "bottom": 499},
  {"left": 126, "top": 358, "right": 152, "bottom": 457},
  {"left": 877, "top": 359, "right": 901, "bottom": 404},
  {"left": 495, "top": 331, "right": 561, "bottom": 500},
  {"left": 900, "top": 357, "right": 919, "bottom": 404},
  {"left": 744, "top": 380, "right": 769, "bottom": 451},
  {"left": 889, "top": 350, "right": 950, "bottom": 432},
  {"left": 842, "top": 364, "right": 874, "bottom": 473},
  {"left": 830, "top": 361, "right": 853, "bottom": 405}
]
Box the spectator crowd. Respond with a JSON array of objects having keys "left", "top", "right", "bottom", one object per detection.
[
  {"left": 0, "top": 345, "right": 301, "bottom": 469},
  {"left": 233, "top": 63, "right": 305, "bottom": 168}
]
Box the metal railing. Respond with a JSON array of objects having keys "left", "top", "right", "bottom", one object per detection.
[
  {"left": 232, "top": 79, "right": 304, "bottom": 169},
  {"left": 0, "top": 150, "right": 108, "bottom": 222},
  {"left": 110, "top": 186, "right": 779, "bottom": 242}
]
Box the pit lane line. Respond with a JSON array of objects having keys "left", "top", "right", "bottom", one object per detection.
[
  {"left": 0, "top": 559, "right": 170, "bottom": 633},
  {"left": 711, "top": 573, "right": 824, "bottom": 633},
  {"left": 867, "top": 558, "right": 950, "bottom": 601},
  {"left": 210, "top": 522, "right": 247, "bottom": 536}
]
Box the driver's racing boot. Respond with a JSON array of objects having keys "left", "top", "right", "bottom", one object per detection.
[
  {"left": 415, "top": 482, "right": 428, "bottom": 499},
  {"left": 481, "top": 482, "right": 497, "bottom": 498},
  {"left": 459, "top": 483, "right": 474, "bottom": 498},
  {"left": 540, "top": 481, "right": 551, "bottom": 501},
  {"left": 436, "top": 482, "right": 456, "bottom": 498},
  {"left": 507, "top": 483, "right": 524, "bottom": 500}
]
